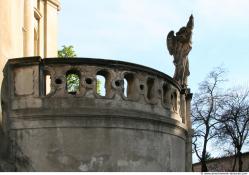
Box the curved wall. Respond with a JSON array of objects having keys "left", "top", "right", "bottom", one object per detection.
[{"left": 1, "top": 57, "right": 192, "bottom": 171}]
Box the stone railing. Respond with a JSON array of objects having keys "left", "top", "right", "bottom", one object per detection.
[
  {"left": 2, "top": 57, "right": 191, "bottom": 124},
  {"left": 1, "top": 57, "right": 193, "bottom": 171},
  {"left": 2, "top": 57, "right": 192, "bottom": 124}
]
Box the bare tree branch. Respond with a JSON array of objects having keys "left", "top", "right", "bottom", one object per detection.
[
  {"left": 192, "top": 66, "right": 226, "bottom": 172},
  {"left": 216, "top": 87, "right": 249, "bottom": 171}
]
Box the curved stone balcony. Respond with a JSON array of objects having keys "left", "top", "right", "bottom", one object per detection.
[{"left": 1, "top": 57, "right": 192, "bottom": 171}]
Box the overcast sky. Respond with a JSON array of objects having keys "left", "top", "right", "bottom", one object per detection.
[{"left": 58, "top": 0, "right": 249, "bottom": 162}]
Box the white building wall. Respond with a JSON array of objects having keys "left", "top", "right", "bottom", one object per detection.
[{"left": 0, "top": 0, "right": 60, "bottom": 123}]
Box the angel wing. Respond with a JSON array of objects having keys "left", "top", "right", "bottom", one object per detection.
[{"left": 167, "top": 31, "right": 176, "bottom": 56}]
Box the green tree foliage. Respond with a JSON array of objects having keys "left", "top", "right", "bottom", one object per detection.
[
  {"left": 58, "top": 45, "right": 79, "bottom": 93},
  {"left": 58, "top": 45, "right": 101, "bottom": 94},
  {"left": 66, "top": 72, "right": 80, "bottom": 94},
  {"left": 96, "top": 80, "right": 101, "bottom": 94},
  {"left": 58, "top": 45, "right": 77, "bottom": 57}
]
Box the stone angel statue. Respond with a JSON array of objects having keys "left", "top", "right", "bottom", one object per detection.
[{"left": 167, "top": 15, "right": 194, "bottom": 87}]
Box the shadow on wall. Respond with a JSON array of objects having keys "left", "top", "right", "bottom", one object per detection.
[
  {"left": 0, "top": 124, "right": 33, "bottom": 171},
  {"left": 0, "top": 124, "right": 14, "bottom": 171}
]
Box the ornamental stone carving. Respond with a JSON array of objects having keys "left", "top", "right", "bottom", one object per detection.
[
  {"left": 167, "top": 15, "right": 194, "bottom": 87},
  {"left": 0, "top": 57, "right": 192, "bottom": 172}
]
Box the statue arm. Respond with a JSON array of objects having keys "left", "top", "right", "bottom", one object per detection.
[{"left": 187, "top": 14, "right": 194, "bottom": 30}]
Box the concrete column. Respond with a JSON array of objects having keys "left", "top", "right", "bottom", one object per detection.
[
  {"left": 185, "top": 89, "right": 193, "bottom": 171},
  {"left": 180, "top": 89, "right": 187, "bottom": 124},
  {"left": 23, "top": 0, "right": 34, "bottom": 56},
  {"left": 0, "top": 0, "right": 24, "bottom": 124},
  {"left": 44, "top": 0, "right": 60, "bottom": 57},
  {"left": 185, "top": 89, "right": 193, "bottom": 130}
]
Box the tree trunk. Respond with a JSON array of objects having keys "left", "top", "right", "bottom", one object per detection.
[
  {"left": 232, "top": 156, "right": 237, "bottom": 171},
  {"left": 238, "top": 151, "right": 243, "bottom": 172},
  {"left": 201, "top": 128, "right": 209, "bottom": 172},
  {"left": 201, "top": 160, "right": 208, "bottom": 172}
]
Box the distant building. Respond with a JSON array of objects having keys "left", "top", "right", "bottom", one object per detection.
[{"left": 193, "top": 152, "right": 249, "bottom": 172}]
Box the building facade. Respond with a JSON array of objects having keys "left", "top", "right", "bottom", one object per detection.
[{"left": 0, "top": 0, "right": 60, "bottom": 122}]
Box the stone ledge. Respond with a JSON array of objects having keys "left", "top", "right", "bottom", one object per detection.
[{"left": 9, "top": 116, "right": 187, "bottom": 140}]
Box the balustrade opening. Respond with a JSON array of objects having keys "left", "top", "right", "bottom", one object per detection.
[
  {"left": 96, "top": 75, "right": 106, "bottom": 96},
  {"left": 163, "top": 83, "right": 170, "bottom": 105},
  {"left": 171, "top": 92, "right": 177, "bottom": 111},
  {"left": 66, "top": 70, "right": 80, "bottom": 95},
  {"left": 96, "top": 70, "right": 109, "bottom": 97},
  {"left": 123, "top": 73, "right": 135, "bottom": 98},
  {"left": 146, "top": 77, "right": 155, "bottom": 100},
  {"left": 45, "top": 73, "right": 51, "bottom": 95}
]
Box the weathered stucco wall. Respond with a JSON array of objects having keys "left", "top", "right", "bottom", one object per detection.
[
  {"left": 1, "top": 57, "right": 192, "bottom": 171},
  {"left": 0, "top": 0, "right": 60, "bottom": 111}
]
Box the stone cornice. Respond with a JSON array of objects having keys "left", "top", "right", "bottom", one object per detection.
[{"left": 46, "top": 0, "right": 60, "bottom": 11}]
